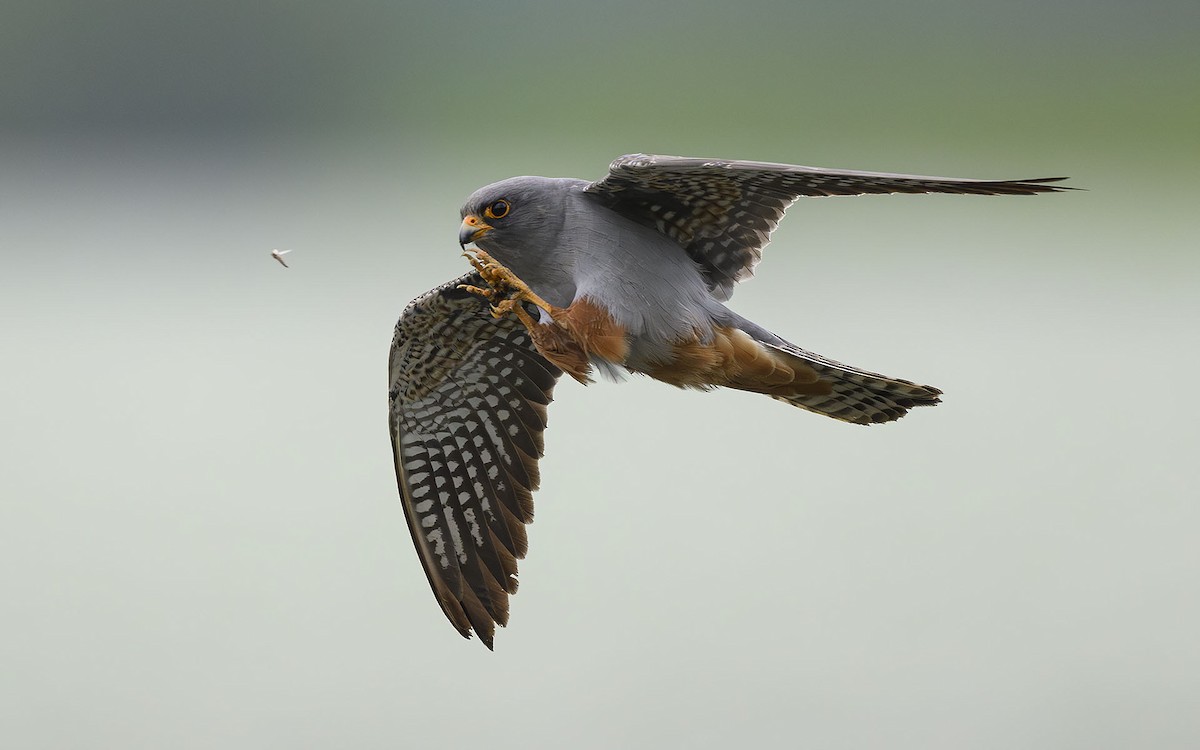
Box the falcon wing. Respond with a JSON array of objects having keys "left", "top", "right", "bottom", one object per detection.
[
  {"left": 388, "top": 272, "right": 562, "bottom": 649},
  {"left": 584, "top": 153, "right": 1072, "bottom": 300}
]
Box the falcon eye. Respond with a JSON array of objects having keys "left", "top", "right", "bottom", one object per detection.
[{"left": 484, "top": 200, "right": 510, "bottom": 220}]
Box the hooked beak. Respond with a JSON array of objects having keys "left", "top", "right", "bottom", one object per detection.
[{"left": 458, "top": 215, "right": 492, "bottom": 247}]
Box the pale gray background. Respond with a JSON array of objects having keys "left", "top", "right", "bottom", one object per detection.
[{"left": 2, "top": 2, "right": 1198, "bottom": 748}]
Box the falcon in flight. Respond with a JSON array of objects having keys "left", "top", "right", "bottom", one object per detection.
[{"left": 388, "top": 153, "right": 1071, "bottom": 648}]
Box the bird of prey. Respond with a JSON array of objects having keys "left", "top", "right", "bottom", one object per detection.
[
  {"left": 271, "top": 248, "right": 292, "bottom": 268},
  {"left": 388, "top": 153, "right": 1071, "bottom": 648}
]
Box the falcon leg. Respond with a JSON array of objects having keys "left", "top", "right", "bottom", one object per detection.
[
  {"left": 458, "top": 249, "right": 593, "bottom": 383},
  {"left": 459, "top": 249, "right": 557, "bottom": 321},
  {"left": 492, "top": 297, "right": 541, "bottom": 329}
]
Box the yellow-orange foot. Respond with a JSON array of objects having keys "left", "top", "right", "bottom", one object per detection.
[{"left": 459, "top": 249, "right": 555, "bottom": 329}]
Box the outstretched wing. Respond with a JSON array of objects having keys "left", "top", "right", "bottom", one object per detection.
[
  {"left": 584, "top": 153, "right": 1072, "bottom": 299},
  {"left": 388, "top": 272, "right": 562, "bottom": 649}
]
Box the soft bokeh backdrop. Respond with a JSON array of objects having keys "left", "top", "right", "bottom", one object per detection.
[{"left": 2, "top": 1, "right": 1198, "bottom": 748}]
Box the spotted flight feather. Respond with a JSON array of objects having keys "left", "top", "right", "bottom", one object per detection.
[
  {"left": 388, "top": 272, "right": 562, "bottom": 649},
  {"left": 585, "top": 153, "right": 1074, "bottom": 300}
]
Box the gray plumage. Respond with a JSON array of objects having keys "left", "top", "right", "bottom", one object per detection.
[{"left": 463, "top": 176, "right": 723, "bottom": 370}]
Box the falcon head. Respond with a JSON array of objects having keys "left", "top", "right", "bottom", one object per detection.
[{"left": 458, "top": 176, "right": 579, "bottom": 255}]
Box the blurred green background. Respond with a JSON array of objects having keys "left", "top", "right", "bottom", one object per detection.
[{"left": 2, "top": 1, "right": 1198, "bottom": 748}]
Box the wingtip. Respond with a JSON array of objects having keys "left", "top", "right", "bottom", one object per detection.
[
  {"left": 454, "top": 624, "right": 496, "bottom": 650},
  {"left": 475, "top": 628, "right": 496, "bottom": 651},
  {"left": 1014, "top": 176, "right": 1081, "bottom": 193}
]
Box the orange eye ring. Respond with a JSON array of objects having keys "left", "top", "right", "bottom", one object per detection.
[{"left": 484, "top": 200, "right": 510, "bottom": 220}]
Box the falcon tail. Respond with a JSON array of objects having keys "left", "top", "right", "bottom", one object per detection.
[
  {"left": 753, "top": 339, "right": 942, "bottom": 424},
  {"left": 653, "top": 310, "right": 944, "bottom": 424},
  {"left": 639, "top": 321, "right": 941, "bottom": 425}
]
